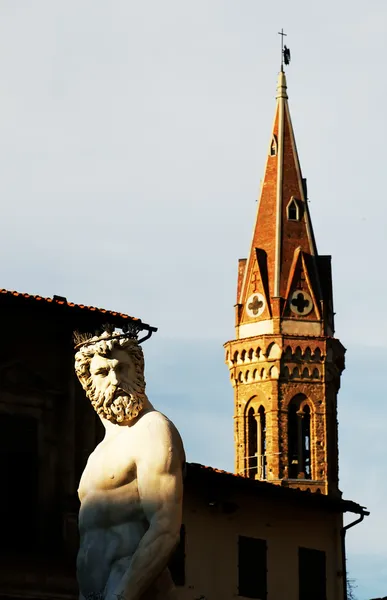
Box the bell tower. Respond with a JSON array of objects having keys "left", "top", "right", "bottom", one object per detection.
[{"left": 224, "top": 70, "right": 345, "bottom": 496}]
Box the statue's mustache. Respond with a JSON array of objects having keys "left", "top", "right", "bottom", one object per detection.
[
  {"left": 103, "top": 385, "right": 130, "bottom": 402},
  {"left": 111, "top": 386, "right": 129, "bottom": 398}
]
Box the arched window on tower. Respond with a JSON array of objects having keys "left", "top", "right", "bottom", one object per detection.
[
  {"left": 258, "top": 406, "right": 267, "bottom": 479},
  {"left": 288, "top": 397, "right": 312, "bottom": 480},
  {"left": 247, "top": 407, "right": 257, "bottom": 479},
  {"left": 288, "top": 403, "right": 299, "bottom": 478},
  {"left": 287, "top": 197, "right": 301, "bottom": 221},
  {"left": 302, "top": 405, "right": 311, "bottom": 478},
  {"left": 270, "top": 135, "right": 277, "bottom": 156}
]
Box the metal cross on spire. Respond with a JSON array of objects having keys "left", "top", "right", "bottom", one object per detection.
[{"left": 278, "top": 28, "right": 291, "bottom": 71}]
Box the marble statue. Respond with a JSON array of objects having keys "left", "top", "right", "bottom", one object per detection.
[{"left": 74, "top": 331, "right": 185, "bottom": 600}]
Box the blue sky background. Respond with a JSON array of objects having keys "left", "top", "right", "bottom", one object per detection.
[{"left": 0, "top": 1, "right": 385, "bottom": 597}]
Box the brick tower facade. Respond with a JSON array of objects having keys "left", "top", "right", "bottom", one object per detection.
[{"left": 224, "top": 71, "right": 345, "bottom": 496}]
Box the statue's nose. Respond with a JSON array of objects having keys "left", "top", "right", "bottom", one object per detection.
[{"left": 109, "top": 369, "right": 119, "bottom": 386}]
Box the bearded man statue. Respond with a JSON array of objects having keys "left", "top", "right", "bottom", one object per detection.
[{"left": 74, "top": 330, "right": 185, "bottom": 600}]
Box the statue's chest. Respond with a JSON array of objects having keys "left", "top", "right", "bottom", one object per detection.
[{"left": 78, "top": 435, "right": 136, "bottom": 497}]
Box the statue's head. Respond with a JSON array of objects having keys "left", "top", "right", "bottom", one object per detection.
[{"left": 74, "top": 331, "right": 146, "bottom": 424}]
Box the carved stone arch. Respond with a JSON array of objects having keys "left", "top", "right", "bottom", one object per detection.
[
  {"left": 245, "top": 370, "right": 250, "bottom": 382},
  {"left": 238, "top": 371, "right": 243, "bottom": 383},
  {"left": 233, "top": 351, "right": 239, "bottom": 364},
  {"left": 281, "top": 386, "right": 319, "bottom": 411},
  {"left": 284, "top": 346, "right": 292, "bottom": 360},
  {"left": 245, "top": 395, "right": 257, "bottom": 414},
  {"left": 287, "top": 392, "right": 308, "bottom": 410},
  {"left": 266, "top": 342, "right": 282, "bottom": 360},
  {"left": 260, "top": 368, "right": 267, "bottom": 380},
  {"left": 253, "top": 368, "right": 258, "bottom": 380},
  {"left": 304, "top": 347, "right": 312, "bottom": 361},
  {"left": 283, "top": 393, "right": 315, "bottom": 417},
  {"left": 282, "top": 365, "right": 290, "bottom": 378},
  {"left": 302, "top": 367, "right": 310, "bottom": 379},
  {"left": 312, "top": 368, "right": 320, "bottom": 379},
  {"left": 256, "top": 347, "right": 262, "bottom": 360},
  {"left": 298, "top": 397, "right": 314, "bottom": 415},
  {"left": 241, "top": 349, "right": 247, "bottom": 363},
  {"left": 248, "top": 348, "right": 254, "bottom": 362},
  {"left": 314, "top": 348, "right": 322, "bottom": 362},
  {"left": 245, "top": 391, "right": 268, "bottom": 414},
  {"left": 294, "top": 346, "right": 302, "bottom": 360},
  {"left": 292, "top": 367, "right": 300, "bottom": 378},
  {"left": 269, "top": 365, "right": 279, "bottom": 380}
]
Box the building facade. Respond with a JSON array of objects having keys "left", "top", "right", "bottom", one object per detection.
[{"left": 174, "top": 464, "right": 366, "bottom": 600}]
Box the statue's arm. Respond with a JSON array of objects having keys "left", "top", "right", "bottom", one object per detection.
[{"left": 112, "top": 419, "right": 184, "bottom": 600}]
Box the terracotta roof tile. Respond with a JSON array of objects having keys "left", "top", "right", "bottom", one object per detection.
[
  {"left": 186, "top": 463, "right": 368, "bottom": 516},
  {"left": 0, "top": 288, "right": 156, "bottom": 332}
]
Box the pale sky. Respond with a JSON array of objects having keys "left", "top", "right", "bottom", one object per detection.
[{"left": 0, "top": 1, "right": 386, "bottom": 598}]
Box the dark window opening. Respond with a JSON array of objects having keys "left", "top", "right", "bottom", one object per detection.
[
  {"left": 238, "top": 536, "right": 267, "bottom": 599},
  {"left": 270, "top": 135, "right": 277, "bottom": 156},
  {"left": 168, "top": 524, "right": 185, "bottom": 586},
  {"left": 247, "top": 407, "right": 257, "bottom": 479},
  {"left": 302, "top": 406, "right": 311, "bottom": 478},
  {"left": 287, "top": 198, "right": 303, "bottom": 221},
  {"left": 288, "top": 403, "right": 299, "bottom": 478},
  {"left": 258, "top": 406, "right": 267, "bottom": 480},
  {"left": 0, "top": 414, "right": 39, "bottom": 552},
  {"left": 288, "top": 201, "right": 298, "bottom": 220},
  {"left": 288, "top": 400, "right": 312, "bottom": 480},
  {"left": 299, "top": 547, "right": 326, "bottom": 600}
]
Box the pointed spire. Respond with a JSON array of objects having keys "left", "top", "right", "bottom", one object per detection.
[
  {"left": 276, "top": 70, "right": 288, "bottom": 100},
  {"left": 235, "top": 72, "right": 334, "bottom": 339}
]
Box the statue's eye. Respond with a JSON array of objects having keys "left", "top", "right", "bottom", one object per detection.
[{"left": 95, "top": 368, "right": 109, "bottom": 377}]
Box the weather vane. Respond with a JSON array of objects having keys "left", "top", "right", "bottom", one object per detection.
[{"left": 278, "top": 28, "right": 291, "bottom": 71}]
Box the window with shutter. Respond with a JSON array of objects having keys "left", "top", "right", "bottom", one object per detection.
[
  {"left": 298, "top": 547, "right": 326, "bottom": 600},
  {"left": 0, "top": 413, "right": 39, "bottom": 551},
  {"left": 238, "top": 536, "right": 267, "bottom": 599}
]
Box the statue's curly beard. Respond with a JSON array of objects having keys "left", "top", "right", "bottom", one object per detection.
[{"left": 86, "top": 382, "right": 145, "bottom": 424}]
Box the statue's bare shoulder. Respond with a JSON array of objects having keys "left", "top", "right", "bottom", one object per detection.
[{"left": 132, "top": 410, "right": 185, "bottom": 473}]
